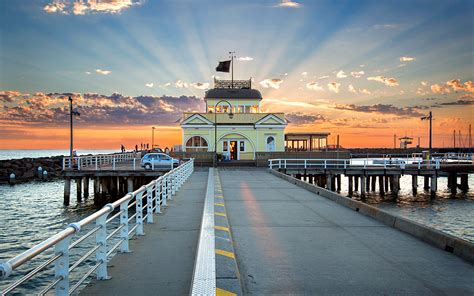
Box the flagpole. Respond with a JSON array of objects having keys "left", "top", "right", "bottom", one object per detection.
[{"left": 229, "top": 51, "right": 235, "bottom": 88}]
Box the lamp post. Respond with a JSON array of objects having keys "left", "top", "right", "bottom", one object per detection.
[
  {"left": 68, "top": 96, "right": 80, "bottom": 168},
  {"left": 214, "top": 100, "right": 234, "bottom": 167},
  {"left": 152, "top": 126, "right": 155, "bottom": 150},
  {"left": 421, "top": 111, "right": 433, "bottom": 160}
]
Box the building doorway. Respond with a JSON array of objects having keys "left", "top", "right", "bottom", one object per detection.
[
  {"left": 229, "top": 141, "right": 238, "bottom": 160},
  {"left": 266, "top": 136, "right": 275, "bottom": 152}
]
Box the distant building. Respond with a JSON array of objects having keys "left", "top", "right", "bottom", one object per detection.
[
  {"left": 399, "top": 136, "right": 413, "bottom": 149},
  {"left": 180, "top": 79, "right": 287, "bottom": 160}
]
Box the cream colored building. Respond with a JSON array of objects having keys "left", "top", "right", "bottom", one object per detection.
[{"left": 181, "top": 79, "right": 287, "bottom": 160}]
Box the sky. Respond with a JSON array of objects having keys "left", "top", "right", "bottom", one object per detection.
[{"left": 0, "top": 0, "right": 473, "bottom": 150}]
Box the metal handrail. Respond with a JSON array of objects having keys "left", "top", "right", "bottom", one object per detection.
[
  {"left": 62, "top": 152, "right": 138, "bottom": 170},
  {"left": 267, "top": 158, "right": 449, "bottom": 170},
  {"left": 1, "top": 159, "right": 194, "bottom": 295}
]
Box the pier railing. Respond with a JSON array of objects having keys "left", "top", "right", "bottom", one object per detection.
[
  {"left": 0, "top": 159, "right": 194, "bottom": 295},
  {"left": 62, "top": 152, "right": 138, "bottom": 170},
  {"left": 268, "top": 158, "right": 443, "bottom": 170}
]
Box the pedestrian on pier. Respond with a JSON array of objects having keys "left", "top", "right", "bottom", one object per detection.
[
  {"left": 121, "top": 145, "right": 125, "bottom": 153},
  {"left": 135, "top": 144, "right": 138, "bottom": 152}
]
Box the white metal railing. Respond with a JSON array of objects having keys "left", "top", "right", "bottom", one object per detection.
[
  {"left": 62, "top": 152, "right": 138, "bottom": 170},
  {"left": 0, "top": 159, "right": 194, "bottom": 295},
  {"left": 268, "top": 158, "right": 444, "bottom": 170}
]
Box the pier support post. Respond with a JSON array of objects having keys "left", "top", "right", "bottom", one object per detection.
[
  {"left": 393, "top": 176, "right": 400, "bottom": 196},
  {"left": 331, "top": 176, "right": 336, "bottom": 191},
  {"left": 348, "top": 176, "right": 353, "bottom": 196},
  {"left": 412, "top": 175, "right": 418, "bottom": 196},
  {"left": 94, "top": 177, "right": 100, "bottom": 197},
  {"left": 449, "top": 173, "right": 457, "bottom": 195},
  {"left": 64, "top": 178, "right": 71, "bottom": 205},
  {"left": 371, "top": 176, "right": 376, "bottom": 191},
  {"left": 430, "top": 175, "right": 437, "bottom": 198},
  {"left": 83, "top": 177, "right": 89, "bottom": 198},
  {"left": 360, "top": 175, "right": 366, "bottom": 197},
  {"left": 127, "top": 177, "right": 134, "bottom": 193},
  {"left": 379, "top": 176, "right": 385, "bottom": 197},
  {"left": 366, "top": 176, "right": 370, "bottom": 192},
  {"left": 389, "top": 176, "right": 394, "bottom": 192},
  {"left": 384, "top": 176, "right": 389, "bottom": 192},
  {"left": 354, "top": 176, "right": 359, "bottom": 191},
  {"left": 336, "top": 175, "right": 341, "bottom": 192},
  {"left": 460, "top": 175, "right": 469, "bottom": 192},
  {"left": 423, "top": 176, "right": 430, "bottom": 190},
  {"left": 76, "top": 178, "right": 82, "bottom": 202},
  {"left": 326, "top": 174, "right": 332, "bottom": 191}
]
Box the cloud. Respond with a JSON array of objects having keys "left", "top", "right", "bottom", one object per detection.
[
  {"left": 431, "top": 79, "right": 473, "bottom": 94},
  {"left": 360, "top": 89, "right": 371, "bottom": 95},
  {"left": 238, "top": 57, "right": 254, "bottom": 61},
  {"left": 286, "top": 112, "right": 326, "bottom": 124},
  {"left": 336, "top": 70, "right": 347, "bottom": 79},
  {"left": 367, "top": 76, "right": 399, "bottom": 87},
  {"left": 190, "top": 82, "right": 210, "bottom": 90},
  {"left": 85, "top": 71, "right": 91, "bottom": 75},
  {"left": 373, "top": 24, "right": 398, "bottom": 29},
  {"left": 95, "top": 69, "right": 111, "bottom": 75},
  {"left": 145, "top": 83, "right": 154, "bottom": 88},
  {"left": 259, "top": 78, "right": 283, "bottom": 89},
  {"left": 431, "top": 84, "right": 450, "bottom": 94},
  {"left": 306, "top": 82, "right": 323, "bottom": 91},
  {"left": 327, "top": 82, "right": 341, "bottom": 93},
  {"left": 438, "top": 99, "right": 474, "bottom": 106},
  {"left": 175, "top": 80, "right": 188, "bottom": 88},
  {"left": 0, "top": 91, "right": 204, "bottom": 126},
  {"left": 348, "top": 84, "right": 357, "bottom": 93},
  {"left": 335, "top": 103, "right": 424, "bottom": 117},
  {"left": 400, "top": 56, "right": 415, "bottom": 62},
  {"left": 275, "top": 0, "right": 301, "bottom": 8},
  {"left": 262, "top": 98, "right": 319, "bottom": 109},
  {"left": 301, "top": 71, "right": 308, "bottom": 77},
  {"left": 43, "top": 2, "right": 67, "bottom": 14},
  {"left": 421, "top": 81, "right": 427, "bottom": 86},
  {"left": 318, "top": 75, "right": 329, "bottom": 80},
  {"left": 350, "top": 70, "right": 365, "bottom": 78},
  {"left": 43, "top": 0, "right": 142, "bottom": 15}
]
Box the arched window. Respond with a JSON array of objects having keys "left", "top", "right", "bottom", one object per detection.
[{"left": 186, "top": 136, "right": 208, "bottom": 152}]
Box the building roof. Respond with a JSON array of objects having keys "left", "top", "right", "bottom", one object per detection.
[
  {"left": 182, "top": 112, "right": 286, "bottom": 125},
  {"left": 204, "top": 88, "right": 262, "bottom": 100},
  {"left": 285, "top": 132, "right": 330, "bottom": 140}
]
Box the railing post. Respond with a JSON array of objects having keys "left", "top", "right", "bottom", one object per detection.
[
  {"left": 284, "top": 159, "right": 287, "bottom": 169},
  {"left": 62, "top": 158, "right": 65, "bottom": 170},
  {"left": 54, "top": 236, "right": 71, "bottom": 295},
  {"left": 113, "top": 158, "right": 116, "bottom": 170},
  {"left": 155, "top": 179, "right": 162, "bottom": 214},
  {"left": 384, "top": 159, "right": 387, "bottom": 169},
  {"left": 133, "top": 158, "right": 136, "bottom": 170},
  {"left": 344, "top": 160, "right": 347, "bottom": 169},
  {"left": 304, "top": 159, "right": 307, "bottom": 169},
  {"left": 324, "top": 160, "right": 327, "bottom": 169},
  {"left": 171, "top": 172, "right": 176, "bottom": 197},
  {"left": 147, "top": 184, "right": 154, "bottom": 224},
  {"left": 78, "top": 158, "right": 81, "bottom": 171},
  {"left": 96, "top": 211, "right": 110, "bottom": 280},
  {"left": 135, "top": 189, "right": 145, "bottom": 235},
  {"left": 152, "top": 161, "right": 154, "bottom": 171},
  {"left": 119, "top": 199, "right": 130, "bottom": 253},
  {"left": 162, "top": 176, "right": 167, "bottom": 207},
  {"left": 95, "top": 156, "right": 98, "bottom": 170}
]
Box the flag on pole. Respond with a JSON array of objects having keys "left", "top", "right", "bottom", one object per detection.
[{"left": 216, "top": 60, "right": 231, "bottom": 72}]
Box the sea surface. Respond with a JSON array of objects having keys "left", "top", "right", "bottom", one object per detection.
[
  {"left": 0, "top": 149, "right": 119, "bottom": 160},
  {"left": 0, "top": 150, "right": 473, "bottom": 293}
]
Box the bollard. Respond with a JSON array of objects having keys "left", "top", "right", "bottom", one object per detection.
[
  {"left": 9, "top": 173, "right": 16, "bottom": 185},
  {"left": 37, "top": 166, "right": 43, "bottom": 179},
  {"left": 43, "top": 170, "right": 48, "bottom": 180}
]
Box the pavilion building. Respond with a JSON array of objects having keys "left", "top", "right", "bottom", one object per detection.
[{"left": 180, "top": 79, "right": 287, "bottom": 160}]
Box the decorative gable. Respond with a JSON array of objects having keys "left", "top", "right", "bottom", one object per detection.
[
  {"left": 255, "top": 114, "right": 287, "bottom": 126},
  {"left": 181, "top": 114, "right": 213, "bottom": 126}
]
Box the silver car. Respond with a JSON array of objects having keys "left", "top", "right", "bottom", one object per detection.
[{"left": 140, "top": 153, "right": 179, "bottom": 170}]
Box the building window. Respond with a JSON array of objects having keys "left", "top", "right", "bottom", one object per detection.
[
  {"left": 185, "top": 136, "right": 208, "bottom": 152},
  {"left": 266, "top": 136, "right": 275, "bottom": 152},
  {"left": 250, "top": 105, "right": 259, "bottom": 113},
  {"left": 223, "top": 141, "right": 228, "bottom": 152},
  {"left": 240, "top": 141, "right": 245, "bottom": 151}
]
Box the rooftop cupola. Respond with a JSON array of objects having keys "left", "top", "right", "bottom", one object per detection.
[{"left": 205, "top": 79, "right": 262, "bottom": 113}]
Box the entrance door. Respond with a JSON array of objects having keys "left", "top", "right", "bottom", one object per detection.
[
  {"left": 229, "top": 141, "right": 238, "bottom": 160},
  {"left": 267, "top": 136, "right": 275, "bottom": 151}
]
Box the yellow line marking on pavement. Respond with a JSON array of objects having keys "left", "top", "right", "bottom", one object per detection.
[
  {"left": 215, "top": 212, "right": 227, "bottom": 217},
  {"left": 214, "top": 226, "right": 229, "bottom": 232},
  {"left": 214, "top": 203, "right": 225, "bottom": 207},
  {"left": 216, "top": 288, "right": 237, "bottom": 296},
  {"left": 215, "top": 249, "right": 235, "bottom": 259},
  {"left": 215, "top": 195, "right": 224, "bottom": 199}
]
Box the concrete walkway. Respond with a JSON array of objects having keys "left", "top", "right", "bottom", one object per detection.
[
  {"left": 219, "top": 168, "right": 474, "bottom": 295},
  {"left": 81, "top": 169, "right": 208, "bottom": 295}
]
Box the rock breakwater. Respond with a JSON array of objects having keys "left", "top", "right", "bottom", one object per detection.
[{"left": 0, "top": 156, "right": 63, "bottom": 184}]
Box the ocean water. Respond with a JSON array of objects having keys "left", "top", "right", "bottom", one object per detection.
[{"left": 0, "top": 149, "right": 119, "bottom": 160}]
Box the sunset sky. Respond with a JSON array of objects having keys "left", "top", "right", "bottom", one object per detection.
[{"left": 0, "top": 0, "right": 473, "bottom": 150}]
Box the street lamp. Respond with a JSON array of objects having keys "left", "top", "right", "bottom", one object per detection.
[
  {"left": 421, "top": 111, "right": 433, "bottom": 160},
  {"left": 214, "top": 100, "right": 234, "bottom": 167},
  {"left": 152, "top": 126, "right": 155, "bottom": 150},
  {"left": 68, "top": 96, "right": 80, "bottom": 168}
]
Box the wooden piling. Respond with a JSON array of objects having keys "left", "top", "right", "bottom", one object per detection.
[
  {"left": 449, "top": 173, "right": 457, "bottom": 195},
  {"left": 336, "top": 175, "right": 341, "bottom": 192},
  {"left": 326, "top": 174, "right": 332, "bottom": 191},
  {"left": 127, "top": 177, "right": 134, "bottom": 192},
  {"left": 371, "top": 176, "right": 376, "bottom": 191},
  {"left": 354, "top": 176, "right": 359, "bottom": 191},
  {"left": 83, "top": 177, "right": 89, "bottom": 198},
  {"left": 366, "top": 176, "right": 370, "bottom": 192},
  {"left": 76, "top": 178, "right": 82, "bottom": 202},
  {"left": 384, "top": 176, "right": 389, "bottom": 192},
  {"left": 430, "top": 175, "right": 437, "bottom": 198},
  {"left": 378, "top": 176, "right": 384, "bottom": 196},
  {"left": 412, "top": 175, "right": 418, "bottom": 196},
  {"left": 64, "top": 177, "right": 71, "bottom": 205},
  {"left": 460, "top": 175, "right": 469, "bottom": 192},
  {"left": 348, "top": 176, "right": 353, "bottom": 196},
  {"left": 423, "top": 176, "right": 430, "bottom": 190},
  {"left": 360, "top": 175, "right": 366, "bottom": 197}
]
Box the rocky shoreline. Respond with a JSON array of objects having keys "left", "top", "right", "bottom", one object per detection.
[{"left": 0, "top": 156, "right": 64, "bottom": 184}]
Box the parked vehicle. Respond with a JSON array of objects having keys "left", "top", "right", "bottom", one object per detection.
[{"left": 140, "top": 153, "right": 178, "bottom": 170}]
